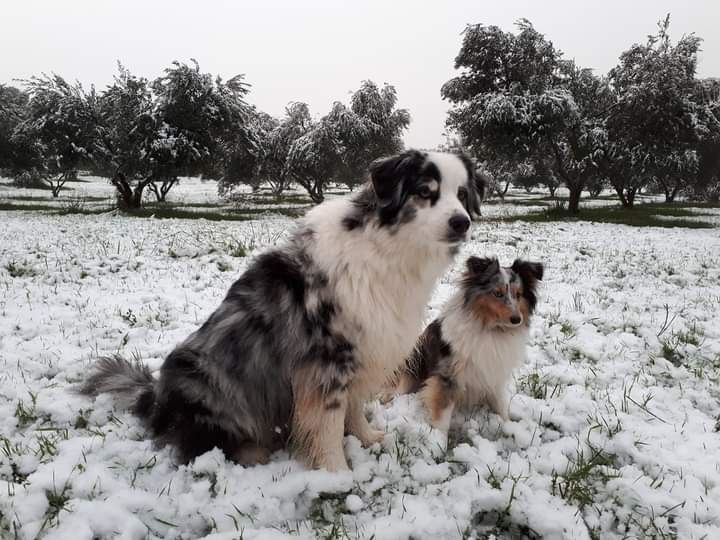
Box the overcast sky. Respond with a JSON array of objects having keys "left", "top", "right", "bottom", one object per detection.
[{"left": 2, "top": 0, "right": 718, "bottom": 149}]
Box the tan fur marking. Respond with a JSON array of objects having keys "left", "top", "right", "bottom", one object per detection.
[
  {"left": 420, "top": 376, "right": 454, "bottom": 424},
  {"left": 472, "top": 295, "right": 513, "bottom": 325},
  {"left": 291, "top": 367, "right": 349, "bottom": 471}
]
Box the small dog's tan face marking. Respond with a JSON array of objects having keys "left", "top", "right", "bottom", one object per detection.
[{"left": 469, "top": 267, "right": 527, "bottom": 329}]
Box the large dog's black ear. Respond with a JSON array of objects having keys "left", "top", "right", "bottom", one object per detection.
[
  {"left": 511, "top": 259, "right": 544, "bottom": 313},
  {"left": 369, "top": 150, "right": 425, "bottom": 225},
  {"left": 457, "top": 152, "right": 483, "bottom": 219}
]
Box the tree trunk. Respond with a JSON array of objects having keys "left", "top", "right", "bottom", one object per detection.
[
  {"left": 548, "top": 185, "right": 557, "bottom": 198},
  {"left": 148, "top": 178, "right": 177, "bottom": 202},
  {"left": 667, "top": 184, "right": 680, "bottom": 203},
  {"left": 616, "top": 187, "right": 636, "bottom": 208},
  {"left": 626, "top": 187, "right": 637, "bottom": 208},
  {"left": 112, "top": 173, "right": 149, "bottom": 209},
  {"left": 568, "top": 185, "right": 582, "bottom": 215},
  {"left": 502, "top": 179, "right": 511, "bottom": 196},
  {"left": 308, "top": 185, "right": 324, "bottom": 203}
]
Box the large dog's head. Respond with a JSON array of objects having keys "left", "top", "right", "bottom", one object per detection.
[{"left": 345, "top": 150, "right": 481, "bottom": 248}]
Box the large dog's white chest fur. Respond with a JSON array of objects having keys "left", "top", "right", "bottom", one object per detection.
[{"left": 305, "top": 199, "right": 453, "bottom": 395}]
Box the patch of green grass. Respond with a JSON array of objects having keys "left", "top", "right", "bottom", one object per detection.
[
  {"left": 504, "top": 203, "right": 716, "bottom": 228},
  {"left": 227, "top": 206, "right": 305, "bottom": 218},
  {"left": 122, "top": 207, "right": 253, "bottom": 221},
  {"left": 551, "top": 443, "right": 620, "bottom": 509},
  {"left": 0, "top": 202, "right": 60, "bottom": 212},
  {"left": 0, "top": 201, "right": 114, "bottom": 215},
  {"left": 483, "top": 198, "right": 552, "bottom": 207},
  {"left": 3, "top": 194, "right": 108, "bottom": 202},
  {"left": 516, "top": 372, "right": 565, "bottom": 400},
  {"left": 5, "top": 260, "right": 38, "bottom": 278},
  {"left": 215, "top": 259, "right": 232, "bottom": 272}
]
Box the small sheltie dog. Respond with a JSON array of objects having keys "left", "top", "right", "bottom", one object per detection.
[
  {"left": 393, "top": 256, "right": 543, "bottom": 437},
  {"left": 81, "top": 150, "right": 483, "bottom": 471}
]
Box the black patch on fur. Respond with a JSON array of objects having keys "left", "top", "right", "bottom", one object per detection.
[
  {"left": 151, "top": 387, "right": 241, "bottom": 464},
  {"left": 325, "top": 398, "right": 342, "bottom": 410},
  {"left": 346, "top": 150, "right": 443, "bottom": 228},
  {"left": 456, "top": 152, "right": 482, "bottom": 219},
  {"left": 460, "top": 257, "right": 503, "bottom": 306},
  {"left": 231, "top": 251, "right": 306, "bottom": 305},
  {"left": 398, "top": 204, "right": 418, "bottom": 225},
  {"left": 402, "top": 319, "right": 453, "bottom": 393},
  {"left": 511, "top": 259, "right": 544, "bottom": 313}
]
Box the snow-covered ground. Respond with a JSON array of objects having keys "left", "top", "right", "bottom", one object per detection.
[{"left": 1, "top": 193, "right": 720, "bottom": 538}]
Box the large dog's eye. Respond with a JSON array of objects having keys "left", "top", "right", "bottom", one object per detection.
[
  {"left": 417, "top": 185, "right": 432, "bottom": 199},
  {"left": 458, "top": 187, "right": 467, "bottom": 202},
  {"left": 493, "top": 290, "right": 504, "bottom": 298}
]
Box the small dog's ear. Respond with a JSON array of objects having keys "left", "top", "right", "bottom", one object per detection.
[
  {"left": 465, "top": 256, "right": 499, "bottom": 276},
  {"left": 512, "top": 260, "right": 544, "bottom": 283},
  {"left": 369, "top": 150, "right": 425, "bottom": 224},
  {"left": 512, "top": 259, "right": 544, "bottom": 313}
]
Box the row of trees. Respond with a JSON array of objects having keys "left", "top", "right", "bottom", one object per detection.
[
  {"left": 443, "top": 17, "right": 720, "bottom": 213},
  {"left": 220, "top": 82, "right": 409, "bottom": 202},
  {"left": 0, "top": 61, "right": 409, "bottom": 207}
]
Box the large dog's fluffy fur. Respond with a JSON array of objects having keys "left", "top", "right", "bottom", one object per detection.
[
  {"left": 82, "top": 150, "right": 480, "bottom": 470},
  {"left": 393, "top": 256, "right": 543, "bottom": 436}
]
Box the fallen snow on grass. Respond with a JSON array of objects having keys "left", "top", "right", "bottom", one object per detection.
[{"left": 1, "top": 212, "right": 719, "bottom": 539}]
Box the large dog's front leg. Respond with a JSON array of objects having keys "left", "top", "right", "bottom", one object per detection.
[
  {"left": 346, "top": 392, "right": 385, "bottom": 447},
  {"left": 292, "top": 367, "right": 349, "bottom": 471}
]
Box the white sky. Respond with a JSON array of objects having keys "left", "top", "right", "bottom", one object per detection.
[{"left": 1, "top": 0, "right": 718, "bottom": 149}]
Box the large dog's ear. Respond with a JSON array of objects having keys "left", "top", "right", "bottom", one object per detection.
[
  {"left": 369, "top": 150, "right": 425, "bottom": 225},
  {"left": 511, "top": 259, "right": 544, "bottom": 313},
  {"left": 457, "top": 152, "right": 483, "bottom": 220}
]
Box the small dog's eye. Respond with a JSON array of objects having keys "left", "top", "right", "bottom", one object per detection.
[
  {"left": 516, "top": 292, "right": 522, "bottom": 299},
  {"left": 493, "top": 290, "right": 504, "bottom": 298},
  {"left": 417, "top": 186, "right": 432, "bottom": 198},
  {"left": 457, "top": 188, "right": 467, "bottom": 202}
]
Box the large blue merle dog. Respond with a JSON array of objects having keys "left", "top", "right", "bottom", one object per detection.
[{"left": 82, "top": 150, "right": 482, "bottom": 470}]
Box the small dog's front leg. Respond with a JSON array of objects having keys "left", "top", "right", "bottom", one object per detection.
[
  {"left": 487, "top": 390, "right": 509, "bottom": 421},
  {"left": 419, "top": 375, "right": 456, "bottom": 453},
  {"left": 346, "top": 393, "right": 384, "bottom": 446}
]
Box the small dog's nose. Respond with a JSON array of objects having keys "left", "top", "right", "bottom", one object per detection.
[
  {"left": 448, "top": 215, "right": 470, "bottom": 235},
  {"left": 510, "top": 315, "right": 522, "bottom": 325}
]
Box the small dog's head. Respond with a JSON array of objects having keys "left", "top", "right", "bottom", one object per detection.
[
  {"left": 365, "top": 150, "right": 481, "bottom": 246},
  {"left": 461, "top": 256, "right": 544, "bottom": 329}
]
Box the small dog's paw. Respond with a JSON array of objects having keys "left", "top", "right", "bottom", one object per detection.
[
  {"left": 426, "top": 427, "right": 449, "bottom": 457},
  {"left": 358, "top": 429, "right": 385, "bottom": 447},
  {"left": 377, "top": 391, "right": 397, "bottom": 404}
]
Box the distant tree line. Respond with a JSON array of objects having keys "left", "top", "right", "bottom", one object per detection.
[
  {"left": 2, "top": 16, "right": 719, "bottom": 214},
  {"left": 442, "top": 16, "right": 720, "bottom": 213},
  {"left": 0, "top": 60, "right": 409, "bottom": 208}
]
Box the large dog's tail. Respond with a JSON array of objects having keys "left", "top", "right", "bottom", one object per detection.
[{"left": 80, "top": 355, "right": 156, "bottom": 420}]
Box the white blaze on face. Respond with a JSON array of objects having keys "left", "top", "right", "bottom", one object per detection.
[
  {"left": 499, "top": 267, "right": 523, "bottom": 326},
  {"left": 415, "top": 152, "right": 471, "bottom": 243}
]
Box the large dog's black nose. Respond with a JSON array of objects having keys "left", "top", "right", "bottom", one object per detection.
[{"left": 448, "top": 214, "right": 470, "bottom": 235}]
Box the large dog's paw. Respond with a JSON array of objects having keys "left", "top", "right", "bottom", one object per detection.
[{"left": 356, "top": 428, "right": 386, "bottom": 447}]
